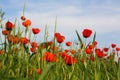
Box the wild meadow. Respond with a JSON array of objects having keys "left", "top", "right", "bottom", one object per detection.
[{"left": 0, "top": 8, "right": 120, "bottom": 80}]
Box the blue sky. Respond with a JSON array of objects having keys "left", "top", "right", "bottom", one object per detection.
[{"left": 0, "top": 0, "right": 120, "bottom": 47}]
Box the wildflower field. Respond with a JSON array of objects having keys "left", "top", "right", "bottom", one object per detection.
[{"left": 0, "top": 8, "right": 120, "bottom": 80}]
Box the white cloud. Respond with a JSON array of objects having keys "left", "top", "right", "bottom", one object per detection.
[
  {"left": 24, "top": 10, "right": 120, "bottom": 35},
  {"left": 13, "top": 0, "right": 119, "bottom": 36}
]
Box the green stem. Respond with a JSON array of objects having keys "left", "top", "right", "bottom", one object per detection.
[
  {"left": 4, "top": 35, "right": 7, "bottom": 52},
  {"left": 23, "top": 3, "right": 26, "bottom": 16},
  {"left": 44, "top": 25, "right": 48, "bottom": 42},
  {"left": 118, "top": 61, "right": 120, "bottom": 80},
  {"left": 53, "top": 17, "right": 57, "bottom": 53}
]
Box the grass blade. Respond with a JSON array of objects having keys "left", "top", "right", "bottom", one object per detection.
[{"left": 75, "top": 30, "right": 83, "bottom": 48}]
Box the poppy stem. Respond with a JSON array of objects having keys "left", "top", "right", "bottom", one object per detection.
[
  {"left": 53, "top": 17, "right": 57, "bottom": 53},
  {"left": 23, "top": 3, "right": 26, "bottom": 16},
  {"left": 4, "top": 35, "right": 7, "bottom": 52},
  {"left": 84, "top": 38, "right": 87, "bottom": 48}
]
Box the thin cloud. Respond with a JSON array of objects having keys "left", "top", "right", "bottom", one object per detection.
[{"left": 24, "top": 10, "right": 120, "bottom": 34}]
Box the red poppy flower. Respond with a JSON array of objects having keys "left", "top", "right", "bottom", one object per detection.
[
  {"left": 44, "top": 52, "right": 57, "bottom": 62},
  {"left": 103, "top": 48, "right": 109, "bottom": 52},
  {"left": 55, "top": 32, "right": 65, "bottom": 43},
  {"left": 22, "top": 19, "right": 31, "bottom": 27},
  {"left": 55, "top": 32, "right": 61, "bottom": 38},
  {"left": 56, "top": 35, "right": 65, "bottom": 43},
  {"left": 65, "top": 49, "right": 70, "bottom": 53},
  {"left": 82, "top": 29, "right": 92, "bottom": 38},
  {"left": 96, "top": 51, "right": 105, "bottom": 58},
  {"left": 32, "top": 28, "right": 40, "bottom": 34},
  {"left": 64, "top": 55, "right": 77, "bottom": 65},
  {"left": 66, "top": 41, "right": 72, "bottom": 46},
  {"left": 95, "top": 48, "right": 105, "bottom": 58},
  {"left": 88, "top": 45, "right": 93, "bottom": 49},
  {"left": 5, "top": 21, "right": 14, "bottom": 30},
  {"left": 95, "top": 48, "right": 101, "bottom": 53},
  {"left": 2, "top": 30, "right": 9, "bottom": 35},
  {"left": 111, "top": 44, "right": 116, "bottom": 48},
  {"left": 85, "top": 48, "right": 93, "bottom": 54},
  {"left": 59, "top": 52, "right": 68, "bottom": 58},
  {"left": 30, "top": 47, "right": 37, "bottom": 52},
  {"left": 31, "top": 42, "right": 38, "bottom": 47},
  {"left": 116, "top": 47, "right": 120, "bottom": 51},
  {"left": 20, "top": 37, "right": 29, "bottom": 44}
]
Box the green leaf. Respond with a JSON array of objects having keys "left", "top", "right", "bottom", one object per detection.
[
  {"left": 85, "top": 41, "right": 91, "bottom": 48},
  {"left": 75, "top": 30, "right": 83, "bottom": 48},
  {"left": 92, "top": 32, "right": 96, "bottom": 43},
  {"left": 53, "top": 17, "right": 57, "bottom": 53}
]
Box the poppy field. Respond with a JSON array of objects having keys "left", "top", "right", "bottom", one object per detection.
[{"left": 0, "top": 9, "right": 120, "bottom": 80}]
